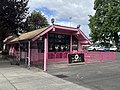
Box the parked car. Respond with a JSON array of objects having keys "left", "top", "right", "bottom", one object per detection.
[
  {"left": 88, "top": 44, "right": 110, "bottom": 51},
  {"left": 97, "top": 46, "right": 104, "bottom": 51},
  {"left": 109, "top": 46, "right": 117, "bottom": 51},
  {"left": 88, "top": 44, "right": 101, "bottom": 51},
  {"left": 98, "top": 46, "right": 110, "bottom": 51}
]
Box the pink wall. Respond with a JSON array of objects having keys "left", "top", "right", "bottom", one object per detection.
[
  {"left": 8, "top": 44, "right": 20, "bottom": 61},
  {"left": 78, "top": 40, "right": 82, "bottom": 52},
  {"left": 30, "top": 41, "right": 44, "bottom": 63},
  {"left": 21, "top": 51, "right": 27, "bottom": 59}
]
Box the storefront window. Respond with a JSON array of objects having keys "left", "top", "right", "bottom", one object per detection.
[
  {"left": 48, "top": 33, "right": 70, "bottom": 52},
  {"left": 72, "top": 36, "right": 78, "bottom": 51},
  {"left": 20, "top": 42, "right": 28, "bottom": 52},
  {"left": 37, "top": 37, "right": 44, "bottom": 53}
]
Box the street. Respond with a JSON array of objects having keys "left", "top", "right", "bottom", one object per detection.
[{"left": 47, "top": 52, "right": 120, "bottom": 90}]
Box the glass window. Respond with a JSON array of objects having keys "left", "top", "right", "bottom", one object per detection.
[
  {"left": 37, "top": 37, "right": 44, "bottom": 53},
  {"left": 41, "top": 38, "right": 44, "bottom": 53},
  {"left": 20, "top": 42, "right": 28, "bottom": 52},
  {"left": 48, "top": 33, "right": 70, "bottom": 52},
  {"left": 72, "top": 36, "right": 78, "bottom": 50}
]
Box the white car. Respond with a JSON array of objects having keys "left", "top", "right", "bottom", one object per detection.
[
  {"left": 97, "top": 46, "right": 110, "bottom": 51},
  {"left": 97, "top": 46, "right": 105, "bottom": 51},
  {"left": 88, "top": 45, "right": 101, "bottom": 51},
  {"left": 109, "top": 46, "right": 117, "bottom": 51}
]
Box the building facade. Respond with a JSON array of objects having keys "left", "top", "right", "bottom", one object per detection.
[{"left": 7, "top": 25, "right": 91, "bottom": 71}]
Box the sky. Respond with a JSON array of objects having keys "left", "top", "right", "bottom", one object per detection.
[{"left": 28, "top": 0, "right": 95, "bottom": 38}]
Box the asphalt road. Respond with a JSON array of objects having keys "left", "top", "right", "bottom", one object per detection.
[{"left": 47, "top": 52, "right": 120, "bottom": 90}]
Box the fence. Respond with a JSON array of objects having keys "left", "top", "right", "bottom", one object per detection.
[
  {"left": 84, "top": 51, "right": 116, "bottom": 63},
  {"left": 9, "top": 50, "right": 116, "bottom": 68},
  {"left": 47, "top": 52, "right": 68, "bottom": 64},
  {"left": 47, "top": 51, "right": 116, "bottom": 64}
]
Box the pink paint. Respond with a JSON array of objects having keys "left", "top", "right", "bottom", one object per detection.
[
  {"left": 30, "top": 43, "right": 44, "bottom": 66},
  {"left": 66, "top": 53, "right": 69, "bottom": 65},
  {"left": 31, "top": 49, "right": 38, "bottom": 61},
  {"left": 40, "top": 26, "right": 53, "bottom": 36},
  {"left": 83, "top": 51, "right": 116, "bottom": 63},
  {"left": 48, "top": 52, "right": 69, "bottom": 64},
  {"left": 78, "top": 40, "right": 82, "bottom": 52},
  {"left": 32, "top": 26, "right": 53, "bottom": 41},
  {"left": 46, "top": 33, "right": 48, "bottom": 59},
  {"left": 44, "top": 38, "right": 47, "bottom": 71},
  {"left": 19, "top": 43, "right": 20, "bottom": 61},
  {"left": 39, "top": 53, "right": 44, "bottom": 60},
  {"left": 15, "top": 51, "right": 20, "bottom": 61},
  {"left": 70, "top": 35, "right": 72, "bottom": 52},
  {"left": 54, "top": 53, "right": 56, "bottom": 64},
  {"left": 3, "top": 44, "right": 6, "bottom": 50},
  {"left": 48, "top": 52, "right": 68, "bottom": 59},
  {"left": 32, "top": 25, "right": 89, "bottom": 44},
  {"left": 54, "top": 25, "right": 78, "bottom": 31},
  {"left": 100, "top": 52, "right": 103, "bottom": 63},
  {"left": 21, "top": 51, "right": 26, "bottom": 59},
  {"left": 79, "top": 30, "right": 91, "bottom": 44},
  {"left": 9, "top": 46, "right": 12, "bottom": 55},
  {"left": 30, "top": 41, "right": 39, "bottom": 62},
  {"left": 48, "top": 52, "right": 55, "bottom": 59},
  {"left": 11, "top": 46, "right": 14, "bottom": 55},
  {"left": 52, "top": 27, "right": 55, "bottom": 31},
  {"left": 50, "top": 31, "right": 75, "bottom": 35},
  {"left": 47, "top": 51, "right": 116, "bottom": 64},
  {"left": 28, "top": 41, "right": 31, "bottom": 67},
  {"left": 80, "top": 41, "right": 89, "bottom": 44},
  {"left": 101, "top": 52, "right": 116, "bottom": 61}
]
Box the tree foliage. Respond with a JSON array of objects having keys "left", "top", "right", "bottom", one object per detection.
[
  {"left": 0, "top": 0, "right": 29, "bottom": 48},
  {"left": 89, "top": 0, "right": 120, "bottom": 45},
  {"left": 24, "top": 10, "right": 49, "bottom": 32}
]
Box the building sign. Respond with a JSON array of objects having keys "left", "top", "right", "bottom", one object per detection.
[{"left": 68, "top": 53, "right": 84, "bottom": 63}]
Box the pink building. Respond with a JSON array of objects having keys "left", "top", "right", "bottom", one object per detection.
[{"left": 7, "top": 25, "right": 91, "bottom": 71}]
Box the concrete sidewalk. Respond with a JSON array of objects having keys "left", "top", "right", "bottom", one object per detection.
[{"left": 0, "top": 60, "right": 90, "bottom": 90}]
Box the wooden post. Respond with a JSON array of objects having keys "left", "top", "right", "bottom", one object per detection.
[
  {"left": 28, "top": 41, "right": 31, "bottom": 69},
  {"left": 46, "top": 33, "right": 48, "bottom": 59},
  {"left": 70, "top": 35, "right": 72, "bottom": 52},
  {"left": 11, "top": 45, "right": 14, "bottom": 56},
  {"left": 44, "top": 38, "right": 47, "bottom": 71},
  {"left": 19, "top": 42, "right": 21, "bottom": 63}
]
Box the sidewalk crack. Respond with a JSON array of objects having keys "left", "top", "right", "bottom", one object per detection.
[{"left": 0, "top": 72, "right": 18, "bottom": 90}]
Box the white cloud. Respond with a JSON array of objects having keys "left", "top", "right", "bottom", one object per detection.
[{"left": 28, "top": 0, "right": 95, "bottom": 37}]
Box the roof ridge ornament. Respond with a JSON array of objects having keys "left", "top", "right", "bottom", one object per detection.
[
  {"left": 51, "top": 18, "right": 55, "bottom": 25},
  {"left": 77, "top": 25, "right": 81, "bottom": 29}
]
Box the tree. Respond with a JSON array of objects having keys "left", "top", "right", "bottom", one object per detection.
[
  {"left": 24, "top": 10, "right": 49, "bottom": 32},
  {"left": 0, "top": 0, "right": 29, "bottom": 49},
  {"left": 89, "top": 0, "right": 120, "bottom": 46}
]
